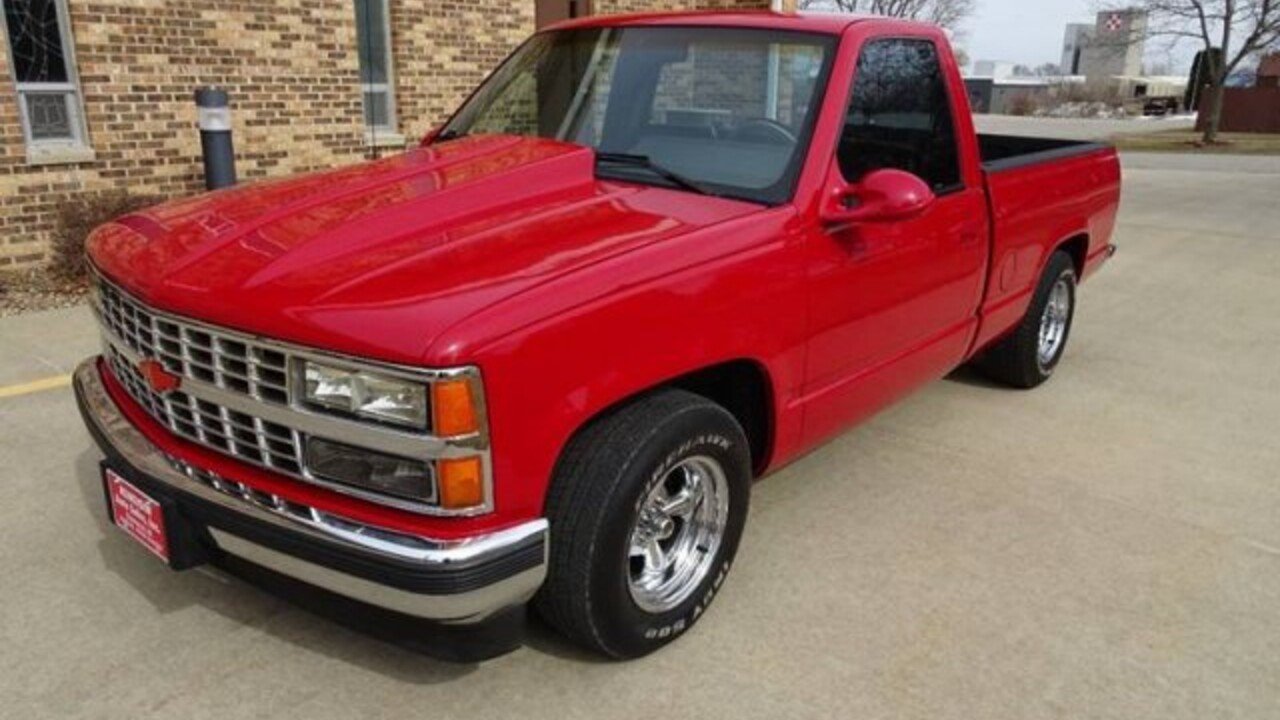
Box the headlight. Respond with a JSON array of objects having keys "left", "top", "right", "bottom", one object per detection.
[
  {"left": 299, "top": 359, "right": 489, "bottom": 513},
  {"left": 306, "top": 438, "right": 434, "bottom": 502},
  {"left": 303, "top": 361, "right": 428, "bottom": 429}
]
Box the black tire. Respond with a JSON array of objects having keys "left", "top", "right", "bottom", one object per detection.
[
  {"left": 534, "top": 388, "right": 752, "bottom": 659},
  {"left": 976, "top": 250, "right": 1077, "bottom": 389}
]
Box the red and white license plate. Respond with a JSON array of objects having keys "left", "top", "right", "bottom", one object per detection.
[{"left": 105, "top": 469, "right": 170, "bottom": 563}]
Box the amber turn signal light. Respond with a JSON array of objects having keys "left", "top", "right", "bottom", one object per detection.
[
  {"left": 437, "top": 457, "right": 485, "bottom": 510},
  {"left": 431, "top": 379, "right": 479, "bottom": 436}
]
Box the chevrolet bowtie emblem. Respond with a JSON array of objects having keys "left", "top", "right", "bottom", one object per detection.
[{"left": 138, "top": 359, "right": 181, "bottom": 395}]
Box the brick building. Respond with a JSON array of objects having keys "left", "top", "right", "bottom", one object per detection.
[{"left": 0, "top": 0, "right": 788, "bottom": 269}]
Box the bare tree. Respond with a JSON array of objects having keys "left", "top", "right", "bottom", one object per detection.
[
  {"left": 1117, "top": 0, "right": 1280, "bottom": 142},
  {"left": 798, "top": 0, "right": 975, "bottom": 34}
]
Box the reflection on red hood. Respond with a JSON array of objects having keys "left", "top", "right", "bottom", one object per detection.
[{"left": 88, "top": 135, "right": 759, "bottom": 365}]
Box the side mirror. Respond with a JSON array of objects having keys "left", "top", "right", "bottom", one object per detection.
[
  {"left": 821, "top": 169, "right": 935, "bottom": 225},
  {"left": 420, "top": 126, "right": 442, "bottom": 147}
]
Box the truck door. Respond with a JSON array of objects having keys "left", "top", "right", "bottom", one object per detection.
[{"left": 802, "top": 36, "right": 989, "bottom": 442}]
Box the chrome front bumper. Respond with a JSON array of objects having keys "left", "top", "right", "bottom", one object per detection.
[{"left": 74, "top": 358, "right": 548, "bottom": 625}]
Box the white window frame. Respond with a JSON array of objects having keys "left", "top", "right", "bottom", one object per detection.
[
  {"left": 1, "top": 0, "right": 94, "bottom": 164},
  {"left": 354, "top": 0, "right": 401, "bottom": 145}
]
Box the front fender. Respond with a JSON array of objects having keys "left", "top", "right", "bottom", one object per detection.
[{"left": 435, "top": 208, "right": 810, "bottom": 524}]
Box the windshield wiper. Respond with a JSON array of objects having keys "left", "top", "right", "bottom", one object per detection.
[{"left": 595, "top": 152, "right": 716, "bottom": 197}]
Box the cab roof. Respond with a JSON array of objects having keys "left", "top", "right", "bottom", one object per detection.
[{"left": 548, "top": 10, "right": 875, "bottom": 36}]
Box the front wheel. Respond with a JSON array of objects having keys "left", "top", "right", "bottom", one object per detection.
[
  {"left": 976, "top": 250, "right": 1077, "bottom": 388},
  {"left": 535, "top": 389, "right": 751, "bottom": 659}
]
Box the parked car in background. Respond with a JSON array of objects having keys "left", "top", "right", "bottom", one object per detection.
[
  {"left": 1143, "top": 95, "right": 1183, "bottom": 116},
  {"left": 75, "top": 11, "right": 1119, "bottom": 660}
]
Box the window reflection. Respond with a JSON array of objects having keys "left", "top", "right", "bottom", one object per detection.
[{"left": 838, "top": 39, "right": 961, "bottom": 192}]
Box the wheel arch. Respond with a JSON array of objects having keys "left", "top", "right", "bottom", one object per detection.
[
  {"left": 554, "top": 359, "right": 776, "bottom": 479},
  {"left": 1056, "top": 232, "right": 1089, "bottom": 279},
  {"left": 667, "top": 359, "right": 774, "bottom": 476}
]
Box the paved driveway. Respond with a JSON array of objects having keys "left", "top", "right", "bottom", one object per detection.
[{"left": 1, "top": 150, "right": 1278, "bottom": 719}]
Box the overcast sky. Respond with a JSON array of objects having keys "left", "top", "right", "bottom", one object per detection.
[
  {"left": 960, "top": 0, "right": 1193, "bottom": 71},
  {"left": 963, "top": 0, "right": 1095, "bottom": 67}
]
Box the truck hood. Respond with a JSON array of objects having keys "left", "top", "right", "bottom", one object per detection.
[{"left": 88, "top": 135, "right": 760, "bottom": 365}]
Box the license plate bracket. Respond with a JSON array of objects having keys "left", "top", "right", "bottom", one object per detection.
[{"left": 101, "top": 462, "right": 210, "bottom": 570}]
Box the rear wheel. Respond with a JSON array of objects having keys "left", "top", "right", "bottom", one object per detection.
[
  {"left": 535, "top": 389, "right": 751, "bottom": 659},
  {"left": 976, "top": 250, "right": 1077, "bottom": 388}
]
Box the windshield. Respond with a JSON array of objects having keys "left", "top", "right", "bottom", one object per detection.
[{"left": 441, "top": 27, "right": 836, "bottom": 205}]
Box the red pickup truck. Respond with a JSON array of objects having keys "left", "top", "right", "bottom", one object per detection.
[{"left": 75, "top": 11, "right": 1119, "bottom": 660}]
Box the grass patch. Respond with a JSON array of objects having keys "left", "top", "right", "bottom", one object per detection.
[
  {"left": 1110, "top": 129, "right": 1280, "bottom": 154},
  {"left": 2, "top": 189, "right": 161, "bottom": 317},
  {"left": 50, "top": 190, "right": 160, "bottom": 282},
  {"left": 0, "top": 267, "right": 89, "bottom": 318}
]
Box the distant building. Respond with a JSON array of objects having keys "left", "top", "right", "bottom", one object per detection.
[
  {"left": 973, "top": 60, "right": 1016, "bottom": 80},
  {"left": 1076, "top": 9, "right": 1147, "bottom": 82},
  {"left": 1060, "top": 23, "right": 1094, "bottom": 75},
  {"left": 1258, "top": 52, "right": 1280, "bottom": 89},
  {"left": 1111, "top": 75, "right": 1187, "bottom": 100},
  {"left": 964, "top": 77, "right": 1075, "bottom": 115}
]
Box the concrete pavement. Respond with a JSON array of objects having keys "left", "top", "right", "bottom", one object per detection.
[
  {"left": 974, "top": 113, "right": 1196, "bottom": 140},
  {"left": 1, "top": 150, "right": 1278, "bottom": 719}
]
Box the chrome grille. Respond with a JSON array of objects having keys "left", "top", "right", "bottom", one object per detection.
[
  {"left": 98, "top": 280, "right": 290, "bottom": 404},
  {"left": 164, "top": 451, "right": 318, "bottom": 521},
  {"left": 105, "top": 343, "right": 304, "bottom": 475},
  {"left": 88, "top": 271, "right": 487, "bottom": 516},
  {"left": 159, "top": 452, "right": 448, "bottom": 555}
]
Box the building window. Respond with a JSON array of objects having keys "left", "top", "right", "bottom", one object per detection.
[
  {"left": 354, "top": 0, "right": 397, "bottom": 138},
  {"left": 2, "top": 0, "right": 92, "bottom": 160}
]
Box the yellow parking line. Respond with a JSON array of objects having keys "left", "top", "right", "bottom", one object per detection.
[{"left": 0, "top": 374, "right": 73, "bottom": 399}]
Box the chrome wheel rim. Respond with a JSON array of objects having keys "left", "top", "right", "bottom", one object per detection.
[
  {"left": 627, "top": 455, "right": 729, "bottom": 614},
  {"left": 1037, "top": 276, "right": 1072, "bottom": 370}
]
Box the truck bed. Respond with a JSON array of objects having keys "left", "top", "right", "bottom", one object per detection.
[
  {"left": 978, "top": 134, "right": 1111, "bottom": 173},
  {"left": 971, "top": 134, "right": 1121, "bottom": 353}
]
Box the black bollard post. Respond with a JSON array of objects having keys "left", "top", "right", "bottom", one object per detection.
[{"left": 195, "top": 87, "right": 236, "bottom": 190}]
